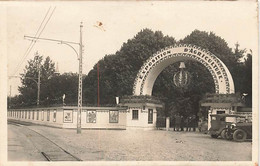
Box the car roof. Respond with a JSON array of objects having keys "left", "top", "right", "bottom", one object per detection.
[{"left": 210, "top": 114, "right": 245, "bottom": 117}]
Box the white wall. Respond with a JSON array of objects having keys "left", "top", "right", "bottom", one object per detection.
[
  {"left": 8, "top": 107, "right": 127, "bottom": 129},
  {"left": 126, "top": 107, "right": 157, "bottom": 129}
]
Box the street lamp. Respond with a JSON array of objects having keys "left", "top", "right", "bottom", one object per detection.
[
  {"left": 24, "top": 22, "right": 84, "bottom": 134},
  {"left": 9, "top": 73, "right": 41, "bottom": 106}
]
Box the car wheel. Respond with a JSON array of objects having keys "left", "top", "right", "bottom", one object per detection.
[
  {"left": 225, "top": 131, "right": 233, "bottom": 140},
  {"left": 233, "top": 129, "right": 247, "bottom": 142},
  {"left": 211, "top": 134, "right": 218, "bottom": 138},
  {"left": 220, "top": 129, "right": 226, "bottom": 139}
]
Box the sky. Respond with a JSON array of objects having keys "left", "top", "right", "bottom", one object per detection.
[{"left": 3, "top": 1, "right": 258, "bottom": 96}]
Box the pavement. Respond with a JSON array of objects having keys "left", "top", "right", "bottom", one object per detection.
[{"left": 8, "top": 122, "right": 252, "bottom": 161}]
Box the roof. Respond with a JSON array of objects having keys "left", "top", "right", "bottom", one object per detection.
[{"left": 210, "top": 114, "right": 245, "bottom": 117}]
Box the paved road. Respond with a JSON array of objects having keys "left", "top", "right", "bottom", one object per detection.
[
  {"left": 8, "top": 122, "right": 81, "bottom": 161},
  {"left": 8, "top": 123, "right": 46, "bottom": 161},
  {"left": 8, "top": 121, "right": 252, "bottom": 161}
]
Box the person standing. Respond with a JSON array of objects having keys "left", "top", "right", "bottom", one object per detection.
[
  {"left": 172, "top": 115, "right": 176, "bottom": 131},
  {"left": 180, "top": 115, "right": 185, "bottom": 131},
  {"left": 186, "top": 116, "right": 192, "bottom": 131},
  {"left": 191, "top": 115, "right": 197, "bottom": 132}
]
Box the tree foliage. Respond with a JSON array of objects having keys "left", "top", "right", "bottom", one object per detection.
[
  {"left": 11, "top": 29, "right": 252, "bottom": 114},
  {"left": 18, "top": 52, "right": 55, "bottom": 106},
  {"left": 83, "top": 29, "right": 176, "bottom": 105},
  {"left": 42, "top": 72, "right": 79, "bottom": 106},
  {"left": 83, "top": 29, "right": 252, "bottom": 118},
  {"left": 12, "top": 52, "right": 82, "bottom": 107}
]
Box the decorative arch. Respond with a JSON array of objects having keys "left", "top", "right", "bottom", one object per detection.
[{"left": 133, "top": 44, "right": 235, "bottom": 96}]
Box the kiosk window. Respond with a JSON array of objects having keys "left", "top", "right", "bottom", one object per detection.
[
  {"left": 132, "top": 110, "right": 138, "bottom": 120},
  {"left": 148, "top": 109, "right": 153, "bottom": 124}
]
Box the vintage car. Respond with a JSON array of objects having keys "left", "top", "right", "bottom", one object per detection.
[
  {"left": 225, "top": 121, "right": 252, "bottom": 142},
  {"left": 209, "top": 114, "right": 245, "bottom": 139}
]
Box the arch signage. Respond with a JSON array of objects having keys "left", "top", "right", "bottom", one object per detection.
[{"left": 133, "top": 44, "right": 235, "bottom": 96}]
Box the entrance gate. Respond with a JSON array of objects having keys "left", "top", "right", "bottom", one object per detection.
[{"left": 121, "top": 44, "right": 236, "bottom": 129}]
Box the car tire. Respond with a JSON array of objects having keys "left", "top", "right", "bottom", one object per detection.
[
  {"left": 225, "top": 131, "right": 233, "bottom": 140},
  {"left": 233, "top": 129, "right": 247, "bottom": 142},
  {"left": 211, "top": 134, "right": 218, "bottom": 138},
  {"left": 220, "top": 129, "right": 226, "bottom": 139}
]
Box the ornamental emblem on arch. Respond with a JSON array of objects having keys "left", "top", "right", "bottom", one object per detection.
[{"left": 173, "top": 62, "right": 191, "bottom": 88}]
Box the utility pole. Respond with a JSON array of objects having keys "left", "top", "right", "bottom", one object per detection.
[
  {"left": 77, "top": 22, "right": 83, "bottom": 134},
  {"left": 97, "top": 63, "right": 100, "bottom": 107},
  {"left": 24, "top": 22, "right": 84, "bottom": 134},
  {"left": 9, "top": 75, "right": 40, "bottom": 106},
  {"left": 9, "top": 85, "right": 11, "bottom": 96},
  {"left": 9, "top": 85, "right": 11, "bottom": 108},
  {"left": 37, "top": 63, "right": 41, "bottom": 106}
]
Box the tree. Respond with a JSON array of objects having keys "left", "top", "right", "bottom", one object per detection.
[
  {"left": 13, "top": 52, "right": 83, "bottom": 108},
  {"left": 8, "top": 95, "right": 23, "bottom": 108},
  {"left": 83, "top": 29, "right": 176, "bottom": 106},
  {"left": 241, "top": 53, "right": 252, "bottom": 107},
  {"left": 18, "top": 52, "right": 55, "bottom": 107},
  {"left": 14, "top": 29, "right": 252, "bottom": 115},
  {"left": 83, "top": 29, "right": 252, "bottom": 118},
  {"left": 44, "top": 72, "right": 80, "bottom": 106}
]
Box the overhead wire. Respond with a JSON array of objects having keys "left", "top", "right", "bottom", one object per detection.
[
  {"left": 11, "top": 6, "right": 56, "bottom": 76},
  {"left": 11, "top": 7, "right": 51, "bottom": 76}
]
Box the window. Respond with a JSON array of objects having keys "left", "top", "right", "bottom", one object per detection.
[
  {"left": 53, "top": 110, "right": 56, "bottom": 122},
  {"left": 148, "top": 109, "right": 153, "bottom": 124},
  {"left": 47, "top": 110, "right": 50, "bottom": 121},
  {"left": 132, "top": 110, "right": 138, "bottom": 120},
  {"left": 220, "top": 117, "right": 225, "bottom": 121},
  {"left": 36, "top": 110, "right": 39, "bottom": 120},
  {"left": 22, "top": 111, "right": 24, "bottom": 118},
  {"left": 25, "top": 111, "right": 27, "bottom": 119},
  {"left": 28, "top": 111, "right": 30, "bottom": 119},
  {"left": 41, "top": 111, "right": 44, "bottom": 121},
  {"left": 63, "top": 110, "right": 73, "bottom": 123},
  {"left": 87, "top": 111, "right": 96, "bottom": 123},
  {"left": 109, "top": 110, "right": 119, "bottom": 123},
  {"left": 217, "top": 110, "right": 225, "bottom": 114}
]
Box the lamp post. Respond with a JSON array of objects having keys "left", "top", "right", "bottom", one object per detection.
[
  {"left": 77, "top": 23, "right": 83, "bottom": 134},
  {"left": 37, "top": 62, "right": 41, "bottom": 106},
  {"left": 9, "top": 73, "right": 41, "bottom": 106},
  {"left": 24, "top": 22, "right": 84, "bottom": 134}
]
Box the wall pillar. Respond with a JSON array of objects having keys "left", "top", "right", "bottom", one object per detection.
[
  {"left": 208, "top": 109, "right": 212, "bottom": 130},
  {"left": 166, "top": 117, "right": 170, "bottom": 131}
]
